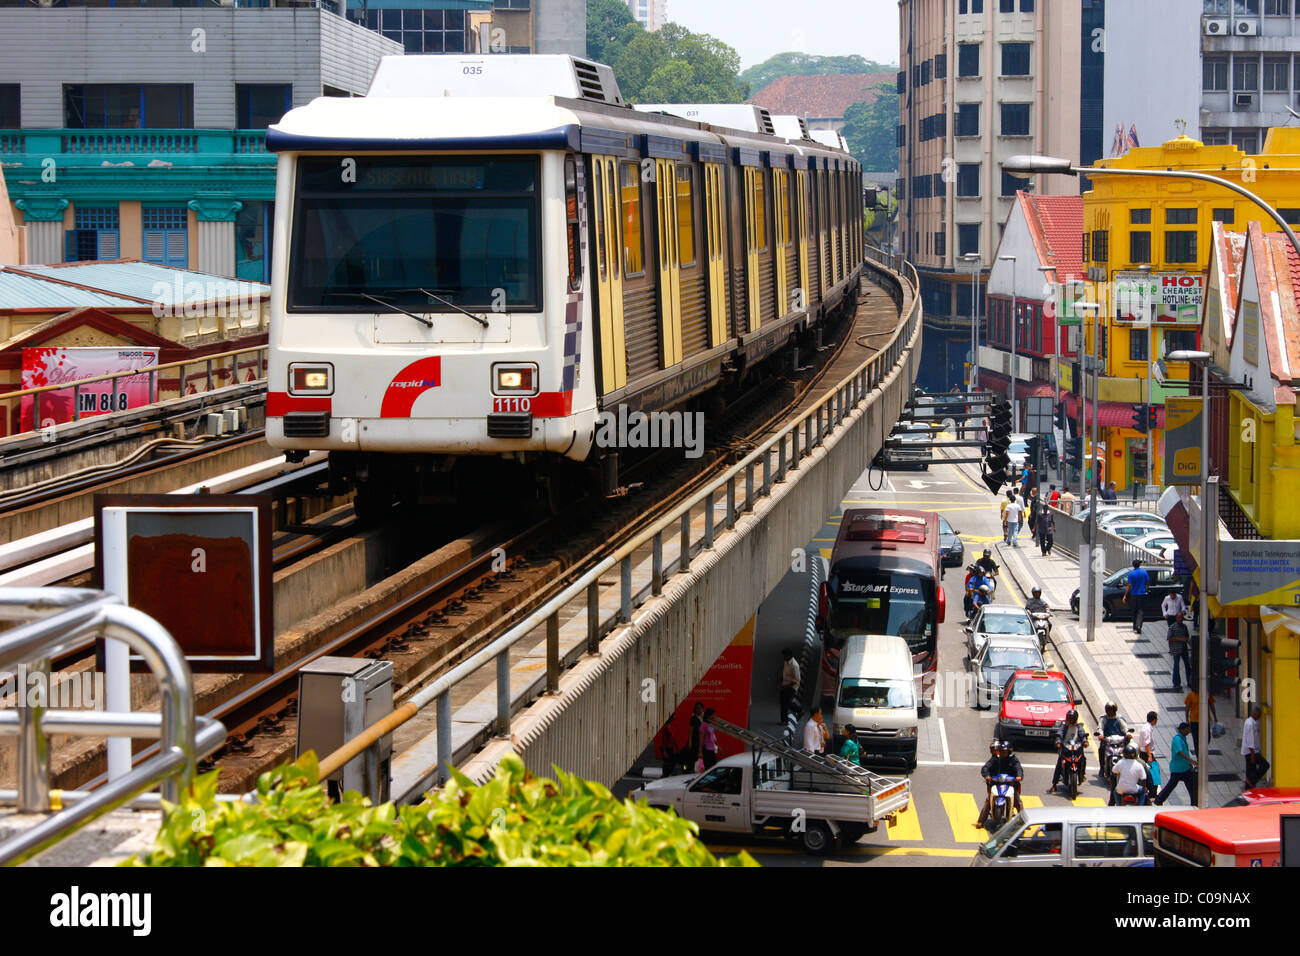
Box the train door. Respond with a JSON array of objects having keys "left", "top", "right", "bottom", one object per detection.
[
  {"left": 704, "top": 163, "right": 728, "bottom": 347},
  {"left": 796, "top": 169, "right": 810, "bottom": 312},
  {"left": 590, "top": 155, "right": 627, "bottom": 393},
  {"left": 773, "top": 168, "right": 789, "bottom": 320},
  {"left": 744, "top": 166, "right": 763, "bottom": 333},
  {"left": 655, "top": 157, "right": 683, "bottom": 367}
]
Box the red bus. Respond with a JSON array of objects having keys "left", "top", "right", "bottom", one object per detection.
[
  {"left": 819, "top": 509, "right": 945, "bottom": 712},
  {"left": 1153, "top": 803, "right": 1294, "bottom": 867}
]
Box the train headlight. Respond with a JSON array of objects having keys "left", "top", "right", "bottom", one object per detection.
[
  {"left": 289, "top": 363, "right": 333, "bottom": 395},
  {"left": 492, "top": 363, "right": 538, "bottom": 395}
]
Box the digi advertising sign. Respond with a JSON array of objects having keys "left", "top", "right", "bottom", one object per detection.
[
  {"left": 668, "top": 616, "right": 755, "bottom": 762},
  {"left": 1217, "top": 540, "right": 1300, "bottom": 608},
  {"left": 21, "top": 347, "right": 159, "bottom": 432}
]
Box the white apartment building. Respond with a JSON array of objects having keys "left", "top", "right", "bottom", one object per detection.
[
  {"left": 1200, "top": 0, "right": 1300, "bottom": 153},
  {"left": 626, "top": 0, "right": 667, "bottom": 31}
]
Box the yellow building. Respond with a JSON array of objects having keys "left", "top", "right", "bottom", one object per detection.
[{"left": 1067, "top": 130, "right": 1300, "bottom": 491}]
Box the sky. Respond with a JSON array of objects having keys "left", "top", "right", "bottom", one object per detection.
[{"left": 663, "top": 0, "right": 901, "bottom": 70}]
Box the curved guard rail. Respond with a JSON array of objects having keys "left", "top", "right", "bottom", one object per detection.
[
  {"left": 317, "top": 257, "right": 922, "bottom": 796},
  {"left": 0, "top": 587, "right": 225, "bottom": 867}
]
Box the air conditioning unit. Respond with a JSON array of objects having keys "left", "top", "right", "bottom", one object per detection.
[
  {"left": 1236, "top": 92, "right": 1255, "bottom": 108},
  {"left": 1235, "top": 18, "right": 1259, "bottom": 35},
  {"left": 1204, "top": 17, "right": 1228, "bottom": 35}
]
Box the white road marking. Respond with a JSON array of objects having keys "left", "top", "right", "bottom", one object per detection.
[
  {"left": 904, "top": 479, "right": 955, "bottom": 489},
  {"left": 938, "top": 717, "right": 951, "bottom": 764}
]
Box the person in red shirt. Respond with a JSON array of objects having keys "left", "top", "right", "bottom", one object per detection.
[{"left": 1048, "top": 484, "right": 1061, "bottom": 508}]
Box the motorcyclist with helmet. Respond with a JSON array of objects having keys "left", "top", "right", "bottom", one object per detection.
[
  {"left": 976, "top": 739, "right": 1024, "bottom": 829},
  {"left": 1048, "top": 709, "right": 1089, "bottom": 793},
  {"left": 975, "top": 548, "right": 1000, "bottom": 589},
  {"left": 1100, "top": 701, "right": 1127, "bottom": 738},
  {"left": 966, "top": 566, "right": 994, "bottom": 620},
  {"left": 1025, "top": 587, "right": 1049, "bottom": 616},
  {"left": 1109, "top": 743, "right": 1150, "bottom": 805}
]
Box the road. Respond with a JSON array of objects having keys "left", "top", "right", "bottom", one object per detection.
[{"left": 708, "top": 454, "right": 1112, "bottom": 867}]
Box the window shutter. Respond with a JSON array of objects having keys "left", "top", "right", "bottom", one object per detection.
[
  {"left": 145, "top": 231, "right": 165, "bottom": 262},
  {"left": 166, "top": 230, "right": 187, "bottom": 266},
  {"left": 98, "top": 231, "right": 119, "bottom": 260},
  {"left": 65, "top": 230, "right": 78, "bottom": 262}
]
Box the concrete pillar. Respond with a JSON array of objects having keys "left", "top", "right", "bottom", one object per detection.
[
  {"left": 23, "top": 220, "right": 64, "bottom": 264},
  {"left": 196, "top": 220, "right": 236, "bottom": 278}
]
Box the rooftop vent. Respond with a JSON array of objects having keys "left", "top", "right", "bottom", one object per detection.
[
  {"left": 634, "top": 103, "right": 777, "bottom": 134},
  {"left": 367, "top": 54, "right": 624, "bottom": 105},
  {"left": 770, "top": 115, "right": 815, "bottom": 141}
]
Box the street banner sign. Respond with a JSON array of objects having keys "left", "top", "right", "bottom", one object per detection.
[
  {"left": 1164, "top": 397, "right": 1204, "bottom": 486},
  {"left": 1218, "top": 539, "right": 1300, "bottom": 607},
  {"left": 1113, "top": 272, "right": 1205, "bottom": 328}
]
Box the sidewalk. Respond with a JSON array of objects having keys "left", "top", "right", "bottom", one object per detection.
[{"left": 946, "top": 453, "right": 1246, "bottom": 807}]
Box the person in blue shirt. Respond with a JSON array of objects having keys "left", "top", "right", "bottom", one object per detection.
[
  {"left": 1123, "top": 559, "right": 1150, "bottom": 634},
  {"left": 1155, "top": 721, "right": 1198, "bottom": 806}
]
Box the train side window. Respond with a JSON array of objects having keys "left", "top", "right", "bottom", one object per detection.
[
  {"left": 752, "top": 169, "right": 768, "bottom": 252},
  {"left": 676, "top": 165, "right": 696, "bottom": 268},
  {"left": 593, "top": 161, "right": 606, "bottom": 281},
  {"left": 778, "top": 171, "right": 791, "bottom": 247},
  {"left": 565, "top": 155, "right": 582, "bottom": 292},
  {"left": 620, "top": 161, "right": 644, "bottom": 277}
]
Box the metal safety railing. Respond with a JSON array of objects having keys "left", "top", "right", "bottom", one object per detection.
[
  {"left": 0, "top": 345, "right": 268, "bottom": 442},
  {"left": 318, "top": 256, "right": 922, "bottom": 793},
  {"left": 0, "top": 587, "right": 225, "bottom": 867}
]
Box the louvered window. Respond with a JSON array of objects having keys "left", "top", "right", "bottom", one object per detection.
[
  {"left": 142, "top": 206, "right": 187, "bottom": 267},
  {"left": 67, "top": 205, "right": 119, "bottom": 262}
]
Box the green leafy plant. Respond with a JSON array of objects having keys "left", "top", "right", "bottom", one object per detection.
[{"left": 126, "top": 752, "right": 757, "bottom": 868}]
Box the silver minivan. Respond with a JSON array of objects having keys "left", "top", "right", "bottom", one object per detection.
[{"left": 971, "top": 806, "right": 1196, "bottom": 867}]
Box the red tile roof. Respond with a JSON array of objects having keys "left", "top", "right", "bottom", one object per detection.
[
  {"left": 1018, "top": 193, "right": 1083, "bottom": 280},
  {"left": 748, "top": 73, "right": 895, "bottom": 120}
]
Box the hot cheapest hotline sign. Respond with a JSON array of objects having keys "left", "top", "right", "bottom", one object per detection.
[
  {"left": 20, "top": 347, "right": 159, "bottom": 432},
  {"left": 1113, "top": 272, "right": 1204, "bottom": 327}
]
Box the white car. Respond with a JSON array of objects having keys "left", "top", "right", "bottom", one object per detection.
[
  {"left": 1130, "top": 529, "right": 1178, "bottom": 559},
  {"left": 964, "top": 604, "right": 1036, "bottom": 659},
  {"left": 1104, "top": 520, "right": 1171, "bottom": 542}
]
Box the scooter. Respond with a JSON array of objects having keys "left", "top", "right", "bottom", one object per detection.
[
  {"left": 1059, "top": 732, "right": 1090, "bottom": 800},
  {"left": 1030, "top": 610, "right": 1052, "bottom": 651},
  {"left": 1099, "top": 731, "right": 1132, "bottom": 789},
  {"left": 988, "top": 774, "right": 1019, "bottom": 831}
]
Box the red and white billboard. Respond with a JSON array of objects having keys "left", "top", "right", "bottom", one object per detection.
[
  {"left": 669, "top": 616, "right": 755, "bottom": 761},
  {"left": 21, "top": 347, "right": 159, "bottom": 432}
]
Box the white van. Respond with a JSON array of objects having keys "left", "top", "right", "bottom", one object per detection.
[
  {"left": 832, "top": 634, "right": 918, "bottom": 771},
  {"left": 971, "top": 805, "right": 1197, "bottom": 867}
]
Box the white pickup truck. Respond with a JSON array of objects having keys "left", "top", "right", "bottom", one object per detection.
[{"left": 631, "top": 718, "right": 912, "bottom": 854}]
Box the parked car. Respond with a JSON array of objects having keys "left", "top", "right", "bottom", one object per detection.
[
  {"left": 876, "top": 422, "right": 933, "bottom": 470},
  {"left": 1077, "top": 507, "right": 1159, "bottom": 526},
  {"left": 1104, "top": 520, "right": 1173, "bottom": 542},
  {"left": 1070, "top": 565, "right": 1185, "bottom": 620},
  {"left": 1130, "top": 530, "right": 1178, "bottom": 560},
  {"left": 968, "top": 635, "right": 1045, "bottom": 710},
  {"left": 996, "top": 669, "right": 1079, "bottom": 744},
  {"left": 964, "top": 604, "right": 1036, "bottom": 659},
  {"left": 938, "top": 515, "right": 964, "bottom": 570},
  {"left": 973, "top": 806, "right": 1196, "bottom": 867}
]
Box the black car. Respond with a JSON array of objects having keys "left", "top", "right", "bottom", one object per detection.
[
  {"left": 938, "top": 515, "right": 964, "bottom": 570},
  {"left": 1070, "top": 566, "right": 1184, "bottom": 620}
]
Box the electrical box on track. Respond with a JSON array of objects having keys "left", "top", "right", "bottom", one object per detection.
[{"left": 297, "top": 657, "right": 394, "bottom": 803}]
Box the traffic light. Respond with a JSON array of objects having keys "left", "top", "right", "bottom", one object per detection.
[
  {"left": 982, "top": 398, "right": 1013, "bottom": 494},
  {"left": 1054, "top": 401, "right": 1067, "bottom": 430},
  {"left": 1210, "top": 635, "right": 1241, "bottom": 695},
  {"left": 1130, "top": 403, "right": 1149, "bottom": 434},
  {"left": 1063, "top": 436, "right": 1084, "bottom": 472},
  {"left": 1146, "top": 405, "right": 1160, "bottom": 430}
]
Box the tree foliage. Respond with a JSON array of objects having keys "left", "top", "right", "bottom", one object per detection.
[
  {"left": 126, "top": 752, "right": 757, "bottom": 868},
  {"left": 586, "top": 6, "right": 747, "bottom": 104},
  {"left": 840, "top": 84, "right": 901, "bottom": 172},
  {"left": 741, "top": 52, "right": 897, "bottom": 97}
]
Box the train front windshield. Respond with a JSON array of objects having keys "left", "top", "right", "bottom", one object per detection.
[
  {"left": 827, "top": 570, "right": 935, "bottom": 651},
  {"left": 287, "top": 155, "right": 541, "bottom": 313}
]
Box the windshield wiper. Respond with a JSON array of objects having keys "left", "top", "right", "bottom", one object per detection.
[
  {"left": 326, "top": 292, "right": 432, "bottom": 328},
  {"left": 416, "top": 288, "right": 489, "bottom": 328}
]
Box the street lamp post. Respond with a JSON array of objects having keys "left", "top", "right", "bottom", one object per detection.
[
  {"left": 1039, "top": 265, "right": 1061, "bottom": 480},
  {"left": 963, "top": 252, "right": 981, "bottom": 391},
  {"left": 999, "top": 254, "right": 1018, "bottom": 429},
  {"left": 1170, "top": 349, "right": 1213, "bottom": 808},
  {"left": 1074, "top": 300, "right": 1104, "bottom": 644}
]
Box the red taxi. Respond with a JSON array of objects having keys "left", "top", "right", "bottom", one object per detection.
[{"left": 996, "top": 669, "right": 1079, "bottom": 745}]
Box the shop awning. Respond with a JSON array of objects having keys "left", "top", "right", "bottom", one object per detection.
[{"left": 1062, "top": 394, "right": 1165, "bottom": 429}]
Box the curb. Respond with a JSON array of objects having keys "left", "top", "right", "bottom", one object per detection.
[{"left": 995, "top": 542, "right": 1111, "bottom": 729}]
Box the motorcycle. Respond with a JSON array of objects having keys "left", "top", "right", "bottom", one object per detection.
[
  {"left": 1030, "top": 610, "right": 1052, "bottom": 650},
  {"left": 1099, "top": 732, "right": 1131, "bottom": 789},
  {"left": 988, "top": 774, "right": 1019, "bottom": 831},
  {"left": 1058, "top": 732, "right": 1090, "bottom": 799}
]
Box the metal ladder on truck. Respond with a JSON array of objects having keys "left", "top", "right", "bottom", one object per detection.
[{"left": 705, "top": 714, "right": 904, "bottom": 799}]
